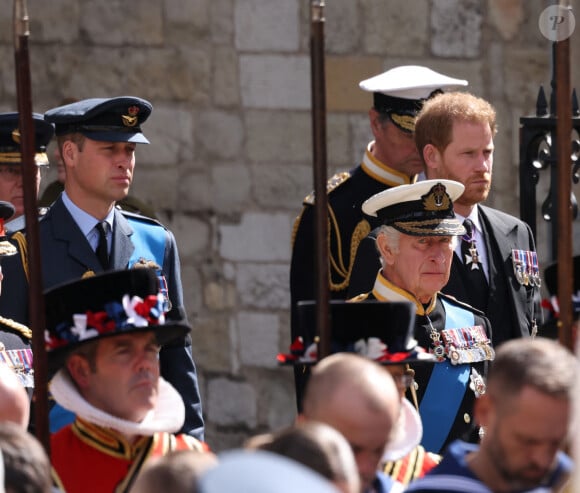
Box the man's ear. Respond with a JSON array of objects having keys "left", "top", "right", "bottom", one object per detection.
[
  {"left": 61, "top": 140, "right": 77, "bottom": 167},
  {"left": 369, "top": 108, "right": 383, "bottom": 138},
  {"left": 66, "top": 354, "right": 92, "bottom": 389},
  {"left": 376, "top": 233, "right": 395, "bottom": 266},
  {"left": 422, "top": 144, "right": 441, "bottom": 175}
]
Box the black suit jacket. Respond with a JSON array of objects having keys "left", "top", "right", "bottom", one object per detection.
[{"left": 445, "top": 206, "right": 539, "bottom": 346}]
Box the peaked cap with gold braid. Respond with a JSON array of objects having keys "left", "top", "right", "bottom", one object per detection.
[
  {"left": 362, "top": 179, "right": 466, "bottom": 237},
  {"left": 0, "top": 112, "right": 54, "bottom": 166}
]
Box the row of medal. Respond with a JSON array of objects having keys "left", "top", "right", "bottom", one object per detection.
[
  {"left": 0, "top": 348, "right": 34, "bottom": 388},
  {"left": 440, "top": 325, "right": 495, "bottom": 365},
  {"left": 512, "top": 249, "right": 541, "bottom": 287}
]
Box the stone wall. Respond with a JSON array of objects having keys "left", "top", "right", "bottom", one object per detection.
[{"left": 0, "top": 0, "right": 578, "bottom": 451}]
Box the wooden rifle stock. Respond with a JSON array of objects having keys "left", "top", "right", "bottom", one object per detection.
[
  {"left": 13, "top": 0, "right": 50, "bottom": 454},
  {"left": 310, "top": 0, "right": 331, "bottom": 358}
]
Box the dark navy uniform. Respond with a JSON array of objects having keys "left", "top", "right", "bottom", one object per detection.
[
  {"left": 358, "top": 274, "right": 492, "bottom": 455},
  {"left": 290, "top": 156, "right": 413, "bottom": 306},
  {"left": 356, "top": 180, "right": 494, "bottom": 455}
]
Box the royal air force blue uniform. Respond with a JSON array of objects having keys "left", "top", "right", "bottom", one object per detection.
[{"left": 0, "top": 197, "right": 204, "bottom": 439}]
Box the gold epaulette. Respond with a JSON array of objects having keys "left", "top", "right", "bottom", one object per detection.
[
  {"left": 12, "top": 231, "right": 29, "bottom": 283},
  {"left": 290, "top": 210, "right": 304, "bottom": 250},
  {"left": 328, "top": 217, "right": 370, "bottom": 292},
  {"left": 0, "top": 315, "right": 32, "bottom": 340},
  {"left": 303, "top": 171, "right": 351, "bottom": 205}
]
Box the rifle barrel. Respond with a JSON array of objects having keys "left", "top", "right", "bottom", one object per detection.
[
  {"left": 13, "top": 0, "right": 50, "bottom": 454},
  {"left": 310, "top": 0, "right": 331, "bottom": 358}
]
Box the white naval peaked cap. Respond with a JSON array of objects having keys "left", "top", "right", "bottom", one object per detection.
[
  {"left": 362, "top": 179, "right": 466, "bottom": 237},
  {"left": 359, "top": 65, "right": 468, "bottom": 100}
]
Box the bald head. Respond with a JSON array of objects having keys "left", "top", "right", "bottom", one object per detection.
[
  {"left": 301, "top": 353, "right": 400, "bottom": 492},
  {"left": 304, "top": 353, "right": 398, "bottom": 417},
  {"left": 0, "top": 364, "right": 29, "bottom": 428}
]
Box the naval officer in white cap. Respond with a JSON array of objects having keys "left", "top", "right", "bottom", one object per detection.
[{"left": 290, "top": 65, "right": 467, "bottom": 410}]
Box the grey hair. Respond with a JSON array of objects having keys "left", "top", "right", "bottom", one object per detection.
[{"left": 376, "top": 225, "right": 400, "bottom": 254}]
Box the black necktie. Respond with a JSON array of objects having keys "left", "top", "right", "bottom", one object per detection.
[
  {"left": 95, "top": 221, "right": 109, "bottom": 269},
  {"left": 461, "top": 219, "right": 488, "bottom": 311}
]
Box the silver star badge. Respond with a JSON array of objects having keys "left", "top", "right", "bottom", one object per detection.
[{"left": 465, "top": 245, "right": 482, "bottom": 270}]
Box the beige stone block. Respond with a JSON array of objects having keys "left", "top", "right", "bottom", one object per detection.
[
  {"left": 362, "top": 0, "right": 429, "bottom": 56},
  {"left": 130, "top": 166, "right": 179, "bottom": 211},
  {"left": 325, "top": 0, "right": 360, "bottom": 54},
  {"left": 178, "top": 172, "right": 214, "bottom": 211},
  {"left": 184, "top": 46, "right": 212, "bottom": 106},
  {"left": 240, "top": 55, "right": 310, "bottom": 109},
  {"left": 213, "top": 46, "right": 240, "bottom": 107},
  {"left": 207, "top": 378, "right": 257, "bottom": 427},
  {"left": 192, "top": 316, "right": 233, "bottom": 372},
  {"left": 221, "top": 215, "right": 292, "bottom": 262},
  {"left": 211, "top": 164, "right": 252, "bottom": 213},
  {"left": 327, "top": 113, "right": 350, "bottom": 167},
  {"left": 29, "top": 0, "right": 80, "bottom": 43},
  {"left": 139, "top": 104, "right": 194, "bottom": 166},
  {"left": 235, "top": 0, "right": 299, "bottom": 52},
  {"left": 204, "top": 281, "right": 237, "bottom": 310},
  {"left": 0, "top": 47, "right": 16, "bottom": 99},
  {"left": 182, "top": 264, "right": 203, "bottom": 317},
  {"left": 251, "top": 164, "right": 311, "bottom": 209},
  {"left": 82, "top": 0, "right": 163, "bottom": 46},
  {"left": 326, "top": 56, "right": 381, "bottom": 112},
  {"left": 165, "top": 0, "right": 210, "bottom": 31},
  {"left": 48, "top": 46, "right": 205, "bottom": 102},
  {"left": 245, "top": 368, "right": 296, "bottom": 429},
  {"left": 237, "top": 311, "right": 280, "bottom": 368},
  {"left": 350, "top": 114, "right": 373, "bottom": 165},
  {"left": 503, "top": 48, "right": 550, "bottom": 108},
  {"left": 246, "top": 110, "right": 311, "bottom": 162},
  {"left": 210, "top": 0, "right": 235, "bottom": 45},
  {"left": 172, "top": 214, "right": 211, "bottom": 259},
  {"left": 431, "top": 0, "right": 482, "bottom": 58},
  {"left": 196, "top": 110, "right": 243, "bottom": 159},
  {"left": 236, "top": 264, "right": 290, "bottom": 309}
]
